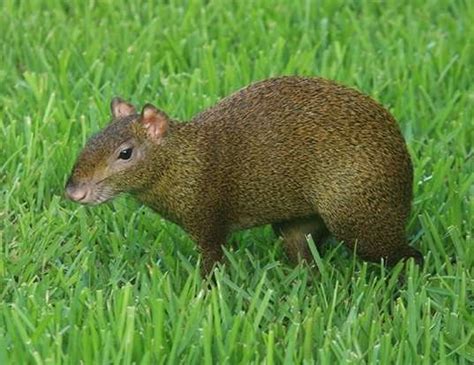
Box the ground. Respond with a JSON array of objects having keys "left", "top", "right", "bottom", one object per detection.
[{"left": 0, "top": 0, "right": 472, "bottom": 363}]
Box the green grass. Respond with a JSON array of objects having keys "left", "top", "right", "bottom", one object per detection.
[{"left": 1, "top": 0, "right": 473, "bottom": 363}]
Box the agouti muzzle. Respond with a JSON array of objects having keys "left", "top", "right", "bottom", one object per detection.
[{"left": 66, "top": 77, "right": 423, "bottom": 274}]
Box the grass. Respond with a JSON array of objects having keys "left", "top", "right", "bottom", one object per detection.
[{"left": 0, "top": 0, "right": 473, "bottom": 363}]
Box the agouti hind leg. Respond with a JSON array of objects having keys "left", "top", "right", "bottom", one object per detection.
[
  {"left": 382, "top": 244, "right": 424, "bottom": 266},
  {"left": 358, "top": 239, "right": 424, "bottom": 267},
  {"left": 272, "top": 215, "right": 330, "bottom": 264},
  {"left": 319, "top": 209, "right": 423, "bottom": 266}
]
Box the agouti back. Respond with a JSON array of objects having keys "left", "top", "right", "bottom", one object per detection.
[{"left": 66, "top": 76, "right": 423, "bottom": 274}]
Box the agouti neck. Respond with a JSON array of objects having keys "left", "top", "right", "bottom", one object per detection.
[{"left": 133, "top": 119, "right": 207, "bottom": 226}]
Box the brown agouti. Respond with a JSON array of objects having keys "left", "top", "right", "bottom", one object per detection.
[{"left": 66, "top": 76, "right": 423, "bottom": 275}]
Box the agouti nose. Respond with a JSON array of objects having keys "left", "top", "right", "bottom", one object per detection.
[{"left": 66, "top": 184, "right": 88, "bottom": 202}]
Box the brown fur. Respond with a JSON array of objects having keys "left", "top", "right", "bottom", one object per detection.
[{"left": 66, "top": 76, "right": 423, "bottom": 275}]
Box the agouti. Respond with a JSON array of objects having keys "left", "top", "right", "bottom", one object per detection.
[{"left": 66, "top": 76, "right": 423, "bottom": 274}]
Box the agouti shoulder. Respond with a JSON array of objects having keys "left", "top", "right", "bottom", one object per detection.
[{"left": 66, "top": 76, "right": 423, "bottom": 274}]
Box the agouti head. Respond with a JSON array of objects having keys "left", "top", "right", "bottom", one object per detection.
[{"left": 66, "top": 97, "right": 170, "bottom": 204}]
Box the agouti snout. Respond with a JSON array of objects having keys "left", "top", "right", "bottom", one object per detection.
[{"left": 66, "top": 76, "right": 423, "bottom": 274}]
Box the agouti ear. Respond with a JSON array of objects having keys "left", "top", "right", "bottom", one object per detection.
[
  {"left": 110, "top": 97, "right": 136, "bottom": 118},
  {"left": 140, "top": 104, "right": 169, "bottom": 142}
]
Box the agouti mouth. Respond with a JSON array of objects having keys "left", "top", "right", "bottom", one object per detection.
[{"left": 65, "top": 181, "right": 113, "bottom": 205}]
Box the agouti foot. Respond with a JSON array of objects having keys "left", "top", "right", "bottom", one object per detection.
[
  {"left": 401, "top": 247, "right": 424, "bottom": 266},
  {"left": 385, "top": 247, "right": 424, "bottom": 267},
  {"left": 410, "top": 250, "right": 424, "bottom": 266}
]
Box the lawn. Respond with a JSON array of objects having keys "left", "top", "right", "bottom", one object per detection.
[{"left": 0, "top": 0, "right": 473, "bottom": 363}]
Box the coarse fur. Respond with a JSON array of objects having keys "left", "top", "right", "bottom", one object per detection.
[{"left": 66, "top": 76, "right": 423, "bottom": 275}]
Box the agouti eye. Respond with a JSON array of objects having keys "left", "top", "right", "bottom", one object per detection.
[{"left": 118, "top": 148, "right": 133, "bottom": 160}]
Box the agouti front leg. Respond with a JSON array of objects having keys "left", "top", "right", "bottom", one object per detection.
[
  {"left": 188, "top": 224, "right": 227, "bottom": 276},
  {"left": 273, "top": 215, "right": 330, "bottom": 264},
  {"left": 199, "top": 241, "right": 225, "bottom": 276}
]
